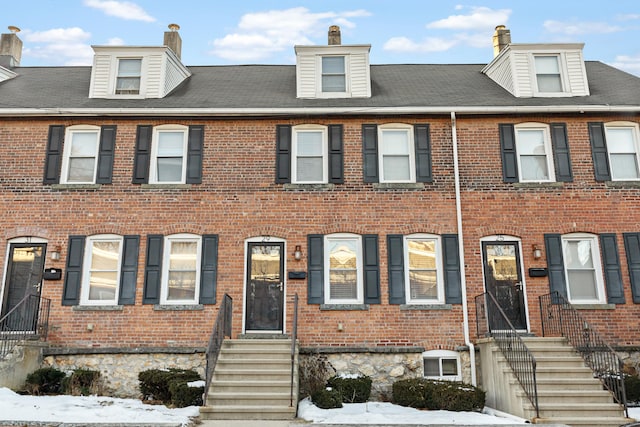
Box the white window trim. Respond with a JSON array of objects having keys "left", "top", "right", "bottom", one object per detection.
[
  {"left": 316, "top": 55, "right": 351, "bottom": 98},
  {"left": 111, "top": 56, "right": 146, "bottom": 98},
  {"left": 514, "top": 122, "right": 556, "bottom": 183},
  {"left": 605, "top": 121, "right": 640, "bottom": 181},
  {"left": 324, "top": 233, "right": 363, "bottom": 304},
  {"left": 160, "top": 233, "right": 202, "bottom": 305},
  {"left": 404, "top": 234, "right": 445, "bottom": 304},
  {"left": 422, "top": 350, "right": 461, "bottom": 381},
  {"left": 80, "top": 234, "right": 123, "bottom": 306},
  {"left": 292, "top": 125, "right": 328, "bottom": 184},
  {"left": 60, "top": 125, "right": 101, "bottom": 184},
  {"left": 149, "top": 125, "right": 188, "bottom": 184},
  {"left": 562, "top": 233, "right": 606, "bottom": 304},
  {"left": 530, "top": 52, "right": 570, "bottom": 97},
  {"left": 378, "top": 123, "right": 416, "bottom": 183}
]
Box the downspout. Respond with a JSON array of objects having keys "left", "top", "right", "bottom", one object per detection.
[{"left": 450, "top": 111, "right": 477, "bottom": 386}]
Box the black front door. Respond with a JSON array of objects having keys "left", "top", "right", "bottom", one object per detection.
[
  {"left": 482, "top": 241, "right": 527, "bottom": 331},
  {"left": 245, "top": 242, "right": 284, "bottom": 332}
]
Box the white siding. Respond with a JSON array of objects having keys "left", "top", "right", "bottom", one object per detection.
[
  {"left": 296, "top": 54, "right": 317, "bottom": 98},
  {"left": 565, "top": 50, "right": 590, "bottom": 96},
  {"left": 349, "top": 53, "right": 371, "bottom": 98},
  {"left": 145, "top": 54, "right": 163, "bottom": 98},
  {"left": 89, "top": 54, "right": 112, "bottom": 98},
  {"left": 512, "top": 51, "right": 533, "bottom": 98},
  {"left": 163, "top": 54, "right": 191, "bottom": 96},
  {"left": 483, "top": 52, "right": 514, "bottom": 96}
]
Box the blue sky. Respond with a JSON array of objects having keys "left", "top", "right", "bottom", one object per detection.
[{"left": 4, "top": 0, "right": 640, "bottom": 75}]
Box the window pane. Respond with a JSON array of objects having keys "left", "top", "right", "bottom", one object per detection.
[
  {"left": 442, "top": 359, "right": 458, "bottom": 376},
  {"left": 297, "top": 132, "right": 323, "bottom": 155},
  {"left": 70, "top": 132, "right": 98, "bottom": 156},
  {"left": 563, "top": 240, "right": 594, "bottom": 269},
  {"left": 328, "top": 239, "right": 358, "bottom": 300},
  {"left": 157, "top": 157, "right": 183, "bottom": 182},
  {"left": 329, "top": 240, "right": 357, "bottom": 269},
  {"left": 383, "top": 156, "right": 410, "bottom": 180},
  {"left": 157, "top": 132, "right": 185, "bottom": 156},
  {"left": 329, "top": 271, "right": 357, "bottom": 299},
  {"left": 568, "top": 270, "right": 598, "bottom": 300},
  {"left": 322, "top": 75, "right": 346, "bottom": 92},
  {"left": 516, "top": 130, "right": 546, "bottom": 155},
  {"left": 118, "top": 59, "right": 141, "bottom": 76},
  {"left": 91, "top": 241, "right": 120, "bottom": 270},
  {"left": 410, "top": 270, "right": 437, "bottom": 299},
  {"left": 424, "top": 359, "right": 440, "bottom": 376},
  {"left": 408, "top": 240, "right": 436, "bottom": 269},
  {"left": 116, "top": 77, "right": 140, "bottom": 92},
  {"left": 535, "top": 56, "right": 560, "bottom": 74},
  {"left": 322, "top": 56, "right": 345, "bottom": 73},
  {"left": 167, "top": 271, "right": 196, "bottom": 300},
  {"left": 67, "top": 158, "right": 95, "bottom": 182},
  {"left": 296, "top": 157, "right": 323, "bottom": 182},
  {"left": 169, "top": 241, "right": 197, "bottom": 270},
  {"left": 520, "top": 156, "right": 549, "bottom": 180},
  {"left": 606, "top": 128, "right": 635, "bottom": 152},
  {"left": 611, "top": 154, "right": 640, "bottom": 179},
  {"left": 537, "top": 75, "right": 562, "bottom": 92},
  {"left": 88, "top": 271, "right": 118, "bottom": 301},
  {"left": 381, "top": 131, "right": 410, "bottom": 154}
]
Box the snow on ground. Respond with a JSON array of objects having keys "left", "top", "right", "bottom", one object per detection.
[{"left": 630, "top": 407, "right": 640, "bottom": 420}]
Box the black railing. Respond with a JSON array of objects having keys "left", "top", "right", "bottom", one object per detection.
[
  {"left": 475, "top": 292, "right": 539, "bottom": 418},
  {"left": 0, "top": 294, "right": 51, "bottom": 359},
  {"left": 290, "top": 293, "right": 298, "bottom": 407},
  {"left": 203, "top": 293, "right": 232, "bottom": 403},
  {"left": 539, "top": 291, "right": 628, "bottom": 418}
]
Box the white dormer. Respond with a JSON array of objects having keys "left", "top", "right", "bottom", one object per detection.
[{"left": 0, "top": 65, "right": 17, "bottom": 83}]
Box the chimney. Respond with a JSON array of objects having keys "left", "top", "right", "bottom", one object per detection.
[
  {"left": 492, "top": 25, "right": 511, "bottom": 57},
  {"left": 0, "top": 26, "right": 23, "bottom": 68},
  {"left": 164, "top": 23, "right": 182, "bottom": 59},
  {"left": 328, "top": 25, "right": 341, "bottom": 45}
]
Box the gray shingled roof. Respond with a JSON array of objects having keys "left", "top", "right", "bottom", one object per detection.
[{"left": 0, "top": 61, "right": 639, "bottom": 113}]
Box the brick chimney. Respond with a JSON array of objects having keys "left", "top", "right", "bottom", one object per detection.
[
  {"left": 492, "top": 25, "right": 511, "bottom": 57},
  {"left": 328, "top": 25, "right": 341, "bottom": 45},
  {"left": 163, "top": 23, "right": 182, "bottom": 59},
  {"left": 0, "top": 26, "right": 23, "bottom": 68}
]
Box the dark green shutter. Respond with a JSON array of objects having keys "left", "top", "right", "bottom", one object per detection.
[
  {"left": 199, "top": 234, "right": 218, "bottom": 304},
  {"left": 550, "top": 123, "right": 573, "bottom": 182},
  {"left": 544, "top": 234, "right": 567, "bottom": 298},
  {"left": 62, "top": 235, "right": 85, "bottom": 306},
  {"left": 623, "top": 233, "right": 640, "bottom": 303},
  {"left": 362, "top": 124, "right": 379, "bottom": 183},
  {"left": 118, "top": 235, "right": 139, "bottom": 305},
  {"left": 132, "top": 125, "right": 152, "bottom": 184},
  {"left": 328, "top": 125, "right": 344, "bottom": 184},
  {"left": 307, "top": 235, "right": 324, "bottom": 304},
  {"left": 363, "top": 234, "right": 380, "bottom": 304},
  {"left": 186, "top": 125, "right": 204, "bottom": 184},
  {"left": 414, "top": 124, "right": 433, "bottom": 183},
  {"left": 499, "top": 124, "right": 519, "bottom": 183},
  {"left": 275, "top": 125, "right": 292, "bottom": 183},
  {"left": 600, "top": 234, "right": 625, "bottom": 304},
  {"left": 96, "top": 125, "right": 116, "bottom": 184},
  {"left": 387, "top": 235, "right": 406, "bottom": 304},
  {"left": 588, "top": 122, "right": 611, "bottom": 182},
  {"left": 442, "top": 234, "right": 462, "bottom": 304},
  {"left": 43, "top": 125, "right": 64, "bottom": 184},
  {"left": 143, "top": 234, "right": 163, "bottom": 304}
]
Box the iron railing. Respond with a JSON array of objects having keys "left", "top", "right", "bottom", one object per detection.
[
  {"left": 0, "top": 294, "right": 51, "bottom": 359},
  {"left": 203, "top": 293, "right": 232, "bottom": 403},
  {"left": 539, "top": 291, "right": 628, "bottom": 417},
  {"left": 475, "top": 292, "right": 539, "bottom": 418},
  {"left": 290, "top": 293, "right": 299, "bottom": 407}
]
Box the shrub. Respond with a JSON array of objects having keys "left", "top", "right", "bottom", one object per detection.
[
  {"left": 298, "top": 352, "right": 336, "bottom": 399},
  {"left": 138, "top": 368, "right": 202, "bottom": 407},
  {"left": 327, "top": 375, "right": 372, "bottom": 403},
  {"left": 626, "top": 374, "right": 640, "bottom": 403},
  {"left": 311, "top": 388, "right": 343, "bottom": 409},
  {"left": 393, "top": 378, "right": 485, "bottom": 412},
  {"left": 63, "top": 369, "right": 101, "bottom": 396},
  {"left": 169, "top": 380, "right": 204, "bottom": 408},
  {"left": 24, "top": 367, "right": 66, "bottom": 395}
]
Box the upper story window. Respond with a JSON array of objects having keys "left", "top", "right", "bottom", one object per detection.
[
  {"left": 324, "top": 234, "right": 363, "bottom": 304},
  {"left": 81, "top": 235, "right": 123, "bottom": 305},
  {"left": 292, "top": 125, "right": 328, "bottom": 183},
  {"left": 562, "top": 233, "right": 606, "bottom": 304},
  {"left": 379, "top": 124, "right": 416, "bottom": 183},
  {"left": 605, "top": 122, "right": 640, "bottom": 180},
  {"left": 321, "top": 56, "right": 346, "bottom": 93},
  {"left": 150, "top": 125, "right": 188, "bottom": 184},
  {"left": 161, "top": 234, "right": 202, "bottom": 304},
  {"left": 514, "top": 123, "right": 555, "bottom": 182},
  {"left": 115, "top": 58, "right": 142, "bottom": 95},
  {"left": 534, "top": 55, "right": 563, "bottom": 93},
  {"left": 423, "top": 350, "right": 461, "bottom": 381},
  {"left": 61, "top": 126, "right": 100, "bottom": 184},
  {"left": 405, "top": 235, "right": 444, "bottom": 304}
]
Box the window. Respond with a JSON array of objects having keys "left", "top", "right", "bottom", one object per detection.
[
  {"left": 605, "top": 123, "right": 640, "bottom": 180},
  {"left": 80, "top": 235, "right": 123, "bottom": 305},
  {"left": 423, "top": 350, "right": 461, "bottom": 381},
  {"left": 534, "top": 55, "right": 563, "bottom": 93},
  {"left": 405, "top": 235, "right": 444, "bottom": 303},
  {"left": 115, "top": 58, "right": 141, "bottom": 95},
  {"left": 161, "top": 234, "right": 202, "bottom": 304},
  {"left": 292, "top": 126, "right": 328, "bottom": 183},
  {"left": 514, "top": 123, "right": 555, "bottom": 182},
  {"left": 321, "top": 56, "right": 346, "bottom": 92},
  {"left": 562, "top": 234, "right": 606, "bottom": 304},
  {"left": 379, "top": 124, "right": 415, "bottom": 183},
  {"left": 150, "top": 125, "right": 188, "bottom": 184},
  {"left": 324, "top": 234, "right": 363, "bottom": 304},
  {"left": 61, "top": 126, "right": 100, "bottom": 183}
]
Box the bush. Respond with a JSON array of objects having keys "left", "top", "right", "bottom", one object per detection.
[
  {"left": 327, "top": 375, "right": 372, "bottom": 403},
  {"left": 63, "top": 369, "right": 101, "bottom": 396},
  {"left": 138, "top": 368, "right": 202, "bottom": 407},
  {"left": 169, "top": 380, "right": 204, "bottom": 408},
  {"left": 298, "top": 352, "right": 336, "bottom": 399},
  {"left": 626, "top": 374, "right": 640, "bottom": 403},
  {"left": 24, "top": 367, "right": 66, "bottom": 395},
  {"left": 311, "top": 388, "right": 343, "bottom": 409},
  {"left": 393, "top": 378, "right": 485, "bottom": 412}
]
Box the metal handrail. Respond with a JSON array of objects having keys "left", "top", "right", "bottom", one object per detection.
[
  {"left": 290, "top": 293, "right": 298, "bottom": 407},
  {"left": 0, "top": 294, "right": 51, "bottom": 359},
  {"left": 539, "top": 291, "right": 628, "bottom": 418},
  {"left": 475, "top": 292, "right": 539, "bottom": 418},
  {"left": 203, "top": 293, "right": 232, "bottom": 403}
]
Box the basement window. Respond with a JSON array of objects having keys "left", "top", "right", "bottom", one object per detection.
[{"left": 423, "top": 350, "right": 461, "bottom": 381}]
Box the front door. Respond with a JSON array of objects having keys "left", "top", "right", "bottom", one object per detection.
[
  {"left": 1, "top": 243, "right": 46, "bottom": 331},
  {"left": 245, "top": 242, "right": 285, "bottom": 332},
  {"left": 482, "top": 241, "right": 527, "bottom": 331}
]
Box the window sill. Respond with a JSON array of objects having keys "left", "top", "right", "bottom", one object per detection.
[
  {"left": 283, "top": 183, "right": 336, "bottom": 191},
  {"left": 513, "top": 182, "right": 564, "bottom": 189},
  {"left": 605, "top": 181, "right": 640, "bottom": 188},
  {"left": 73, "top": 305, "right": 123, "bottom": 311},
  {"left": 320, "top": 304, "right": 369, "bottom": 311},
  {"left": 140, "top": 184, "right": 192, "bottom": 190},
  {"left": 51, "top": 184, "right": 101, "bottom": 191},
  {"left": 373, "top": 183, "right": 425, "bottom": 190},
  {"left": 571, "top": 303, "right": 615, "bottom": 310},
  {"left": 400, "top": 304, "right": 452, "bottom": 310},
  {"left": 153, "top": 304, "right": 204, "bottom": 311}
]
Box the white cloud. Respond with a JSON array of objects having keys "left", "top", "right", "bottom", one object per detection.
[
  {"left": 22, "top": 28, "right": 94, "bottom": 66},
  {"left": 24, "top": 27, "right": 91, "bottom": 43},
  {"left": 83, "top": 0, "right": 155, "bottom": 22},
  {"left": 543, "top": 20, "right": 622, "bottom": 35},
  {"left": 616, "top": 13, "right": 640, "bottom": 21},
  {"left": 610, "top": 54, "right": 640, "bottom": 76},
  {"left": 427, "top": 6, "right": 511, "bottom": 31},
  {"left": 106, "top": 37, "right": 125, "bottom": 46},
  {"left": 383, "top": 36, "right": 458, "bottom": 53}
]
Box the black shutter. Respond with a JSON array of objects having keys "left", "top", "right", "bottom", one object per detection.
[
  {"left": 588, "top": 122, "right": 611, "bottom": 182},
  {"left": 362, "top": 124, "right": 379, "bottom": 183},
  {"left": 96, "top": 125, "right": 116, "bottom": 184},
  {"left": 199, "top": 234, "right": 218, "bottom": 304},
  {"left": 43, "top": 125, "right": 64, "bottom": 184},
  {"left": 132, "top": 125, "right": 152, "bottom": 184},
  {"left": 328, "top": 125, "right": 344, "bottom": 184},
  {"left": 118, "top": 235, "right": 139, "bottom": 305},
  {"left": 414, "top": 124, "right": 433, "bottom": 183},
  {"left": 600, "top": 234, "right": 625, "bottom": 304},
  {"left": 62, "top": 235, "right": 85, "bottom": 306},
  {"left": 186, "top": 125, "right": 204, "bottom": 184},
  {"left": 387, "top": 235, "right": 406, "bottom": 304},
  {"left": 442, "top": 234, "right": 462, "bottom": 304},
  {"left": 307, "top": 235, "right": 324, "bottom": 304},
  {"left": 499, "top": 124, "right": 519, "bottom": 183},
  {"left": 550, "top": 123, "right": 573, "bottom": 182},
  {"left": 143, "top": 234, "right": 163, "bottom": 304},
  {"left": 363, "top": 234, "right": 381, "bottom": 304},
  {"left": 544, "top": 234, "right": 567, "bottom": 298},
  {"left": 275, "top": 125, "right": 292, "bottom": 183},
  {"left": 623, "top": 233, "right": 640, "bottom": 303}
]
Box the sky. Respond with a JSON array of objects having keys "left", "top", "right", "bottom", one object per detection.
[{"left": 2, "top": 1, "right": 640, "bottom": 76}]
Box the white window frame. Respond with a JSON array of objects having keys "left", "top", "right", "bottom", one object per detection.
[
  {"left": 316, "top": 55, "right": 350, "bottom": 98},
  {"left": 532, "top": 53, "right": 567, "bottom": 95},
  {"left": 160, "top": 233, "right": 202, "bottom": 305},
  {"left": 150, "top": 125, "right": 188, "bottom": 184},
  {"left": 60, "top": 125, "right": 101, "bottom": 184},
  {"left": 80, "top": 234, "right": 123, "bottom": 306},
  {"left": 115, "top": 57, "right": 142, "bottom": 95},
  {"left": 292, "top": 125, "right": 328, "bottom": 184},
  {"left": 404, "top": 234, "right": 445, "bottom": 304},
  {"left": 514, "top": 123, "right": 556, "bottom": 182},
  {"left": 378, "top": 124, "right": 416, "bottom": 183},
  {"left": 422, "top": 350, "right": 461, "bottom": 381},
  {"left": 561, "top": 233, "right": 606, "bottom": 304},
  {"left": 324, "top": 233, "right": 363, "bottom": 304},
  {"left": 605, "top": 121, "right": 640, "bottom": 181}
]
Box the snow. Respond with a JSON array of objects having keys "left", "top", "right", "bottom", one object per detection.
[
  {"left": 187, "top": 380, "right": 205, "bottom": 388},
  {"left": 630, "top": 407, "right": 640, "bottom": 420}
]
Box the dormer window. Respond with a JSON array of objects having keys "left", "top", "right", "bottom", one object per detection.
[
  {"left": 321, "top": 56, "right": 346, "bottom": 93},
  {"left": 534, "top": 55, "right": 563, "bottom": 93},
  {"left": 116, "top": 58, "right": 142, "bottom": 95}
]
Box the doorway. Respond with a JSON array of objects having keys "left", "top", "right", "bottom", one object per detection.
[{"left": 244, "top": 242, "right": 285, "bottom": 332}]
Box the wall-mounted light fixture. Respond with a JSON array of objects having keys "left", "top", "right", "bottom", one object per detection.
[
  {"left": 532, "top": 244, "right": 542, "bottom": 260},
  {"left": 50, "top": 245, "right": 61, "bottom": 261},
  {"left": 293, "top": 245, "right": 302, "bottom": 261}
]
